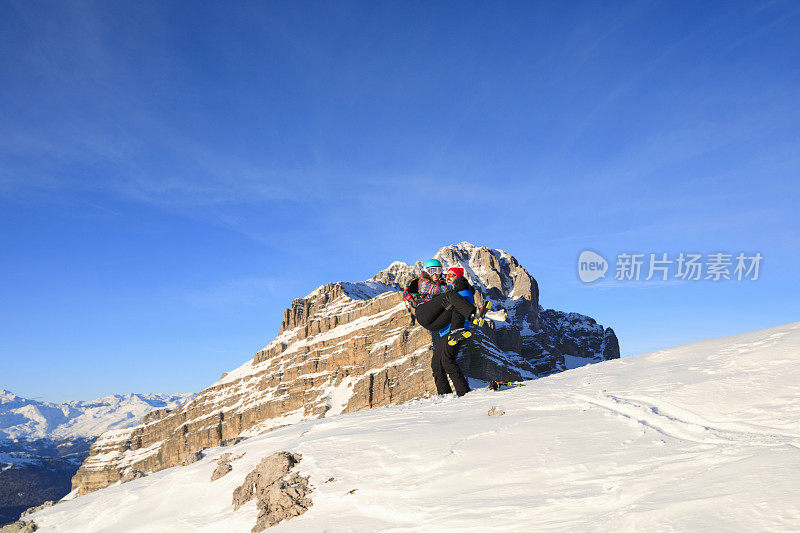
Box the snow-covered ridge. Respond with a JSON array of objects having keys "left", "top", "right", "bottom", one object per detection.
[
  {"left": 0, "top": 391, "right": 194, "bottom": 441},
  {"left": 24, "top": 321, "right": 800, "bottom": 532},
  {"left": 303, "top": 281, "right": 396, "bottom": 302},
  {"left": 304, "top": 243, "right": 533, "bottom": 313}
]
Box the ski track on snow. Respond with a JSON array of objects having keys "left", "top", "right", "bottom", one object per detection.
[{"left": 576, "top": 393, "right": 800, "bottom": 449}]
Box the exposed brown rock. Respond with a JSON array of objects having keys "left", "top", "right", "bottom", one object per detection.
[
  {"left": 120, "top": 469, "right": 144, "bottom": 484},
  {"left": 211, "top": 462, "right": 232, "bottom": 481},
  {"left": 181, "top": 450, "right": 203, "bottom": 466},
  {"left": 232, "top": 452, "right": 312, "bottom": 531},
  {"left": 0, "top": 520, "right": 37, "bottom": 533},
  {"left": 19, "top": 501, "right": 54, "bottom": 518},
  {"left": 211, "top": 451, "right": 243, "bottom": 481}
]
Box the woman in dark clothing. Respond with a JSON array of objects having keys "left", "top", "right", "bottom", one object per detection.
[{"left": 415, "top": 264, "right": 477, "bottom": 335}]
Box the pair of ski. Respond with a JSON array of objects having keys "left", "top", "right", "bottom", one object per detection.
[
  {"left": 487, "top": 381, "right": 525, "bottom": 391},
  {"left": 445, "top": 300, "right": 493, "bottom": 346}
]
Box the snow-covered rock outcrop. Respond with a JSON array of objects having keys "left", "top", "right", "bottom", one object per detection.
[
  {"left": 70, "top": 243, "right": 618, "bottom": 496},
  {"left": 23, "top": 321, "right": 800, "bottom": 532}
]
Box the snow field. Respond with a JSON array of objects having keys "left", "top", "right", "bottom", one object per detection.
[{"left": 27, "top": 322, "right": 800, "bottom": 532}]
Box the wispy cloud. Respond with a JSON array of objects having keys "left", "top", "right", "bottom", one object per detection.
[{"left": 179, "top": 277, "right": 285, "bottom": 309}]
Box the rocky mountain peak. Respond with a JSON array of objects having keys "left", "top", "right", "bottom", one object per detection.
[
  {"left": 69, "top": 243, "right": 618, "bottom": 497},
  {"left": 433, "top": 243, "right": 539, "bottom": 326},
  {"left": 370, "top": 242, "right": 537, "bottom": 308},
  {"left": 375, "top": 242, "right": 541, "bottom": 334}
]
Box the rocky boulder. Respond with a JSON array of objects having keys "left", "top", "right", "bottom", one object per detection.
[
  {"left": 18, "top": 502, "right": 53, "bottom": 519},
  {"left": 232, "top": 452, "right": 312, "bottom": 531},
  {"left": 0, "top": 520, "right": 37, "bottom": 533}
]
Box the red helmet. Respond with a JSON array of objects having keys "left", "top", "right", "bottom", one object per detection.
[{"left": 447, "top": 267, "right": 464, "bottom": 278}]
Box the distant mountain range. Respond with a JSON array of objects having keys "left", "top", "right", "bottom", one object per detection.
[
  {"left": 0, "top": 390, "right": 194, "bottom": 442},
  {"left": 0, "top": 390, "right": 192, "bottom": 525}
]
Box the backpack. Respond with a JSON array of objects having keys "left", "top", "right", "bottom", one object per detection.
[{"left": 402, "top": 277, "right": 421, "bottom": 325}]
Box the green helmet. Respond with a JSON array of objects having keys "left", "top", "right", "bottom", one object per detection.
[{"left": 424, "top": 259, "right": 443, "bottom": 269}]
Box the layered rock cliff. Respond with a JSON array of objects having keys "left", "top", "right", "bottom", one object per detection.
[{"left": 71, "top": 243, "right": 619, "bottom": 495}]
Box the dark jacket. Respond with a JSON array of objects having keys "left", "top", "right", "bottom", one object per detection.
[{"left": 438, "top": 276, "right": 475, "bottom": 335}]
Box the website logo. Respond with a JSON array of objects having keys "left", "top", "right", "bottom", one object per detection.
[{"left": 578, "top": 250, "right": 608, "bottom": 283}]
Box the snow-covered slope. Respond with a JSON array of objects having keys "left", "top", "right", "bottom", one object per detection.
[
  {"left": 22, "top": 322, "right": 800, "bottom": 532},
  {"left": 0, "top": 392, "right": 194, "bottom": 441}
]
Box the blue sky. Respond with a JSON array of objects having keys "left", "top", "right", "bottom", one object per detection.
[{"left": 1, "top": 1, "right": 798, "bottom": 403}]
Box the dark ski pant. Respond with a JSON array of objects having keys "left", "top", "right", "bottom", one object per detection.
[
  {"left": 415, "top": 291, "right": 475, "bottom": 333},
  {"left": 430, "top": 334, "right": 471, "bottom": 396}
]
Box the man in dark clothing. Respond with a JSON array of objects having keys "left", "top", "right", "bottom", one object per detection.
[
  {"left": 430, "top": 331, "right": 471, "bottom": 396},
  {"left": 417, "top": 267, "right": 476, "bottom": 397}
]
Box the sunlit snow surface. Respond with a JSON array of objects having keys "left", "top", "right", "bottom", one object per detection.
[{"left": 28, "top": 322, "right": 800, "bottom": 532}]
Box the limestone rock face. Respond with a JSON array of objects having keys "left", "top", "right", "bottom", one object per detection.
[
  {"left": 19, "top": 502, "right": 53, "bottom": 519},
  {"left": 120, "top": 469, "right": 144, "bottom": 484},
  {"left": 180, "top": 451, "right": 203, "bottom": 466},
  {"left": 211, "top": 462, "right": 232, "bottom": 482},
  {"left": 71, "top": 243, "right": 619, "bottom": 496},
  {"left": 211, "top": 452, "right": 241, "bottom": 481},
  {"left": 232, "top": 452, "right": 312, "bottom": 532},
  {"left": 0, "top": 520, "right": 37, "bottom": 533}
]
